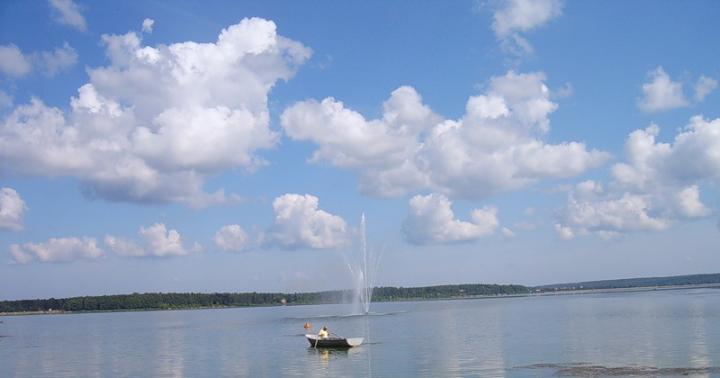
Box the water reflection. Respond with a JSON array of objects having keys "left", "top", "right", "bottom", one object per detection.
[
  {"left": 153, "top": 320, "right": 186, "bottom": 378},
  {"left": 689, "top": 298, "right": 709, "bottom": 376}
]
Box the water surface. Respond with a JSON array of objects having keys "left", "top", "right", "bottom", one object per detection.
[{"left": 1, "top": 288, "right": 718, "bottom": 377}]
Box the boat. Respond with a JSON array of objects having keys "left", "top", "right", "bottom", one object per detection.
[{"left": 305, "top": 334, "right": 363, "bottom": 348}]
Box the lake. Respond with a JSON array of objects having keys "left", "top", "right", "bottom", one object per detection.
[{"left": 1, "top": 288, "right": 718, "bottom": 377}]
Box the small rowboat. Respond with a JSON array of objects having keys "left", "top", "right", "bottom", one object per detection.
[{"left": 306, "top": 334, "right": 363, "bottom": 348}]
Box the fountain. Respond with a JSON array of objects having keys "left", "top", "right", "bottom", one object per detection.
[{"left": 346, "top": 213, "right": 381, "bottom": 315}]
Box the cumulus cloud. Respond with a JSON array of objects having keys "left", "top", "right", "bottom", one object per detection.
[
  {"left": 263, "top": 194, "right": 348, "bottom": 250},
  {"left": 557, "top": 116, "right": 719, "bottom": 239},
  {"left": 282, "top": 71, "right": 607, "bottom": 199},
  {"left": 0, "top": 18, "right": 311, "bottom": 206},
  {"left": 674, "top": 185, "right": 710, "bottom": 218},
  {"left": 0, "top": 45, "right": 32, "bottom": 77},
  {"left": 0, "top": 187, "right": 27, "bottom": 231},
  {"left": 491, "top": 0, "right": 563, "bottom": 55},
  {"left": 142, "top": 18, "right": 155, "bottom": 33},
  {"left": 105, "top": 223, "right": 201, "bottom": 257},
  {"left": 214, "top": 224, "right": 250, "bottom": 252},
  {"left": 48, "top": 0, "right": 87, "bottom": 31},
  {"left": 402, "top": 193, "right": 499, "bottom": 245},
  {"left": 10, "top": 237, "right": 103, "bottom": 264},
  {"left": 557, "top": 181, "right": 670, "bottom": 238},
  {"left": 694, "top": 75, "right": 717, "bottom": 102},
  {"left": 0, "top": 43, "right": 78, "bottom": 79},
  {"left": 612, "top": 118, "right": 720, "bottom": 190},
  {"left": 36, "top": 42, "right": 78, "bottom": 76},
  {"left": 638, "top": 67, "right": 688, "bottom": 112}
]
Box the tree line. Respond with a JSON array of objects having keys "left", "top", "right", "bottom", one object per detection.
[
  {"left": 0, "top": 283, "right": 529, "bottom": 313},
  {"left": 535, "top": 273, "right": 720, "bottom": 292}
]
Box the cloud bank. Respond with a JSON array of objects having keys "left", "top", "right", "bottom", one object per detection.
[
  {"left": 556, "top": 116, "right": 719, "bottom": 238},
  {"left": 0, "top": 18, "right": 311, "bottom": 207},
  {"left": 282, "top": 71, "right": 607, "bottom": 199}
]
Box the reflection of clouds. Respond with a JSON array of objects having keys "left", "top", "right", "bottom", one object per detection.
[
  {"left": 563, "top": 294, "right": 664, "bottom": 366},
  {"left": 422, "top": 305, "right": 461, "bottom": 375},
  {"left": 153, "top": 322, "right": 186, "bottom": 378},
  {"left": 462, "top": 301, "right": 506, "bottom": 377},
  {"left": 688, "top": 299, "right": 709, "bottom": 374},
  {"left": 412, "top": 300, "right": 507, "bottom": 377},
  {"left": 9, "top": 314, "right": 105, "bottom": 377},
  {"left": 558, "top": 290, "right": 720, "bottom": 370}
]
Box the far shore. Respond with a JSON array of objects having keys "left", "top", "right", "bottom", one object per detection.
[{"left": 2, "top": 283, "right": 718, "bottom": 318}]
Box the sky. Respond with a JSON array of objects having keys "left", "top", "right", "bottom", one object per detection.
[{"left": 0, "top": 0, "right": 719, "bottom": 300}]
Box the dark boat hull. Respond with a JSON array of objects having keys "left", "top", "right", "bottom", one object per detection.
[{"left": 305, "top": 334, "right": 363, "bottom": 348}]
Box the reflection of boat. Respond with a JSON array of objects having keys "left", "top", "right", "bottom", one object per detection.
[{"left": 306, "top": 334, "right": 363, "bottom": 348}]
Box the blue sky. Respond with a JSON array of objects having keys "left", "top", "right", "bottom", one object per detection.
[{"left": 1, "top": 0, "right": 719, "bottom": 300}]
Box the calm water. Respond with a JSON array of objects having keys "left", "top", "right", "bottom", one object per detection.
[{"left": 1, "top": 288, "right": 718, "bottom": 377}]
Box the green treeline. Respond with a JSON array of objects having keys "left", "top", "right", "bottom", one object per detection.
[
  {"left": 535, "top": 273, "right": 720, "bottom": 292},
  {"left": 0, "top": 283, "right": 528, "bottom": 314},
  {"left": 373, "top": 284, "right": 529, "bottom": 301}
]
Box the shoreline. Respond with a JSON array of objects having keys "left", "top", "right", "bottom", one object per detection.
[{"left": 2, "top": 283, "right": 718, "bottom": 317}]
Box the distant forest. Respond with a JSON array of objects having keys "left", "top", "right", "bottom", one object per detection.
[
  {"left": 2, "top": 273, "right": 718, "bottom": 314},
  {"left": 535, "top": 273, "right": 720, "bottom": 292},
  {"left": 0, "top": 284, "right": 528, "bottom": 314}
]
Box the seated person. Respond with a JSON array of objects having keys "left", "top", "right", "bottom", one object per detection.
[{"left": 317, "top": 326, "right": 329, "bottom": 339}]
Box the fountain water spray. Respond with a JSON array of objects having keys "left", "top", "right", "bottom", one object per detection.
[{"left": 346, "top": 213, "right": 382, "bottom": 315}]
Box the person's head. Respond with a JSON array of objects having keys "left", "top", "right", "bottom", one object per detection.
[{"left": 322, "top": 326, "right": 327, "bottom": 331}]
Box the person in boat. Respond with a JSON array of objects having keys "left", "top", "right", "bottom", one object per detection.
[{"left": 317, "top": 326, "right": 329, "bottom": 339}]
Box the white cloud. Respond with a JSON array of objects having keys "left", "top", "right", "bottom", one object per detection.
[
  {"left": 105, "top": 223, "right": 201, "bottom": 257},
  {"left": 282, "top": 71, "right": 607, "bottom": 199},
  {"left": 557, "top": 116, "right": 720, "bottom": 239},
  {"left": 492, "top": 0, "right": 563, "bottom": 55},
  {"left": 142, "top": 18, "right": 155, "bottom": 33},
  {"left": 0, "top": 44, "right": 32, "bottom": 77},
  {"left": 675, "top": 185, "right": 710, "bottom": 218},
  {"left": 638, "top": 67, "right": 688, "bottom": 112},
  {"left": 0, "top": 18, "right": 311, "bottom": 206},
  {"left": 554, "top": 223, "right": 574, "bottom": 240},
  {"left": 214, "top": 224, "right": 250, "bottom": 252},
  {"left": 402, "top": 193, "right": 499, "bottom": 245},
  {"left": 264, "top": 194, "right": 348, "bottom": 250},
  {"left": 694, "top": 75, "right": 717, "bottom": 102},
  {"left": 37, "top": 42, "right": 78, "bottom": 76},
  {"left": 0, "top": 43, "right": 77, "bottom": 79},
  {"left": 10, "top": 237, "right": 103, "bottom": 264},
  {"left": 0, "top": 187, "right": 27, "bottom": 231},
  {"left": 612, "top": 117, "right": 720, "bottom": 190},
  {"left": 48, "top": 0, "right": 87, "bottom": 31},
  {"left": 558, "top": 181, "right": 670, "bottom": 237}
]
